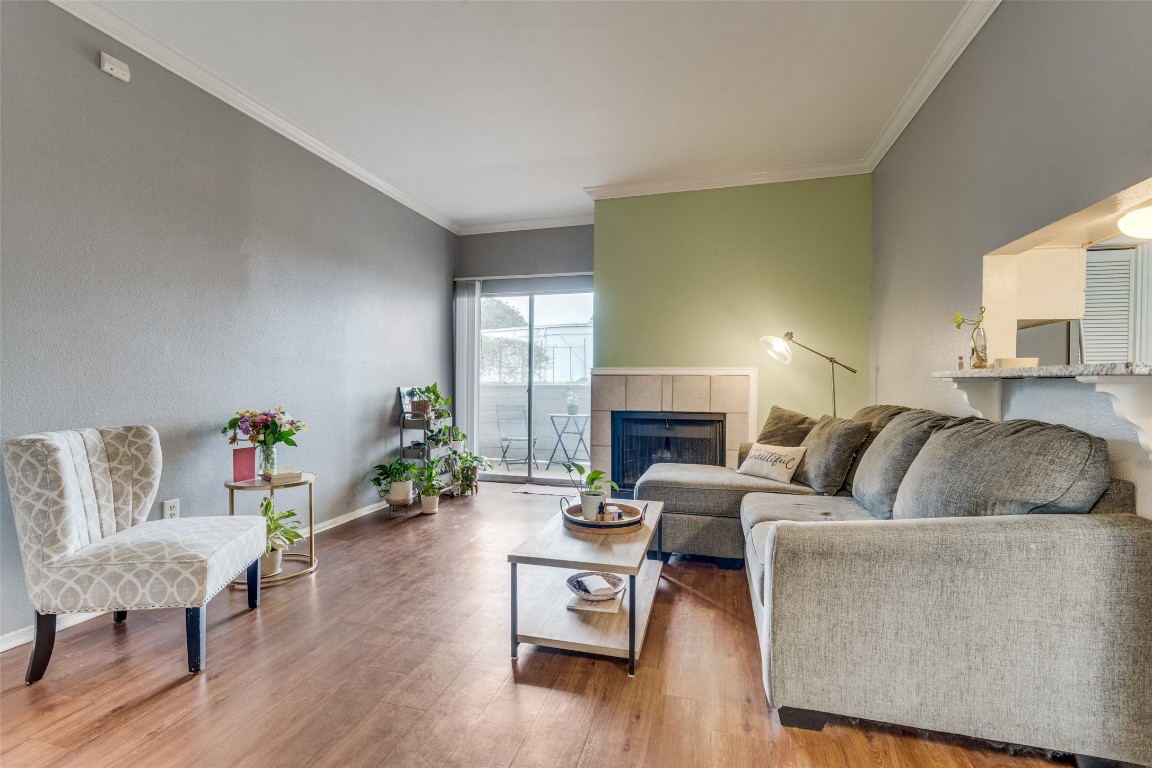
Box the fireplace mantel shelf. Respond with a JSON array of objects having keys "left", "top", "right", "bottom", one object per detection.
[{"left": 932, "top": 364, "right": 1152, "bottom": 460}]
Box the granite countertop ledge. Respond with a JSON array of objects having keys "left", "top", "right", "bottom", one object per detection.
[{"left": 932, "top": 362, "right": 1152, "bottom": 379}]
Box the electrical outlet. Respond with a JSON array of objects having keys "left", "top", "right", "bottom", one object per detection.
[{"left": 162, "top": 499, "right": 179, "bottom": 519}]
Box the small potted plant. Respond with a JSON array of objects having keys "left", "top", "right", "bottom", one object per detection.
[
  {"left": 259, "top": 496, "right": 303, "bottom": 576},
  {"left": 455, "top": 450, "right": 492, "bottom": 495},
  {"left": 448, "top": 425, "right": 467, "bottom": 453},
  {"left": 426, "top": 424, "right": 452, "bottom": 448},
  {"left": 407, "top": 383, "right": 452, "bottom": 420},
  {"left": 415, "top": 459, "right": 446, "bottom": 514},
  {"left": 566, "top": 390, "right": 579, "bottom": 415},
  {"left": 371, "top": 458, "right": 416, "bottom": 502},
  {"left": 563, "top": 462, "right": 619, "bottom": 521}
]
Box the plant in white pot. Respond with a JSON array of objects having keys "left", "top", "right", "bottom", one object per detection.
[
  {"left": 563, "top": 462, "right": 619, "bottom": 521},
  {"left": 371, "top": 458, "right": 416, "bottom": 503},
  {"left": 447, "top": 425, "right": 467, "bottom": 453},
  {"left": 259, "top": 496, "right": 303, "bottom": 576},
  {"left": 415, "top": 459, "right": 446, "bottom": 514}
]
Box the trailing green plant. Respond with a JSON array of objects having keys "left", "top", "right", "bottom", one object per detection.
[
  {"left": 455, "top": 450, "right": 492, "bottom": 495},
  {"left": 415, "top": 459, "right": 446, "bottom": 497},
  {"left": 259, "top": 496, "right": 303, "bottom": 554},
  {"left": 563, "top": 462, "right": 618, "bottom": 496},
  {"left": 952, "top": 306, "right": 986, "bottom": 342},
  {"left": 426, "top": 425, "right": 452, "bottom": 447},
  {"left": 448, "top": 425, "right": 467, "bottom": 442},
  {"left": 370, "top": 458, "right": 415, "bottom": 496},
  {"left": 407, "top": 383, "right": 451, "bottom": 418}
]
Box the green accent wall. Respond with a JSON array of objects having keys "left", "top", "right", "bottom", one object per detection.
[{"left": 593, "top": 175, "right": 871, "bottom": 424}]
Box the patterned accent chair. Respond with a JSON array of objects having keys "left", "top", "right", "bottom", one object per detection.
[{"left": 2, "top": 425, "right": 266, "bottom": 683}]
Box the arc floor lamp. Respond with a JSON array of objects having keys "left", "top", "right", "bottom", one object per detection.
[{"left": 760, "top": 331, "right": 857, "bottom": 417}]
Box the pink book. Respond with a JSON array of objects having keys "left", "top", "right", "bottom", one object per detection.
[{"left": 232, "top": 447, "right": 256, "bottom": 482}]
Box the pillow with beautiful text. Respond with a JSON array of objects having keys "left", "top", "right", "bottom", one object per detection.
[{"left": 736, "top": 443, "right": 808, "bottom": 484}]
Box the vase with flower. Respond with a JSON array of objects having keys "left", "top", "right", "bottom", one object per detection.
[
  {"left": 952, "top": 307, "right": 988, "bottom": 369},
  {"left": 222, "top": 407, "right": 308, "bottom": 478}
]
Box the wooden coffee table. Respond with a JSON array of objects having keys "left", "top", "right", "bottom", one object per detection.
[{"left": 508, "top": 500, "right": 664, "bottom": 676}]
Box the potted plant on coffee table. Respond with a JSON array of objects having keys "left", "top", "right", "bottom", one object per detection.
[
  {"left": 415, "top": 459, "right": 446, "bottom": 514},
  {"left": 259, "top": 496, "right": 303, "bottom": 576},
  {"left": 371, "top": 458, "right": 416, "bottom": 503},
  {"left": 563, "top": 462, "right": 619, "bottom": 521}
]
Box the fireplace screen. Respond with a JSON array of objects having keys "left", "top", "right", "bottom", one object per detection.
[{"left": 611, "top": 411, "right": 725, "bottom": 493}]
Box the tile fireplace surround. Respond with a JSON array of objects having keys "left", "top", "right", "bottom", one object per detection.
[{"left": 590, "top": 368, "right": 759, "bottom": 481}]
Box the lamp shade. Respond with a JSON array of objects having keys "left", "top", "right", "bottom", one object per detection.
[
  {"left": 759, "top": 334, "right": 793, "bottom": 364},
  {"left": 1117, "top": 203, "right": 1152, "bottom": 239}
]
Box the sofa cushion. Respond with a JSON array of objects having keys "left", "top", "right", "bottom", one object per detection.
[
  {"left": 756, "top": 406, "right": 818, "bottom": 447},
  {"left": 737, "top": 444, "right": 807, "bottom": 483},
  {"left": 843, "top": 404, "right": 912, "bottom": 492},
  {"left": 634, "top": 462, "right": 816, "bottom": 520},
  {"left": 792, "top": 416, "right": 872, "bottom": 494},
  {"left": 852, "top": 409, "right": 958, "bottom": 520},
  {"left": 893, "top": 419, "right": 1112, "bottom": 519},
  {"left": 741, "top": 492, "right": 874, "bottom": 536}
]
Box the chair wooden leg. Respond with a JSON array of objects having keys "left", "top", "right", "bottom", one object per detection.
[
  {"left": 246, "top": 559, "right": 260, "bottom": 609},
  {"left": 113, "top": 610, "right": 127, "bottom": 623},
  {"left": 25, "top": 612, "right": 57, "bottom": 684},
  {"left": 186, "top": 606, "right": 206, "bottom": 674}
]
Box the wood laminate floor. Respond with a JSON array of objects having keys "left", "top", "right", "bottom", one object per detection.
[{"left": 0, "top": 484, "right": 1067, "bottom": 767}]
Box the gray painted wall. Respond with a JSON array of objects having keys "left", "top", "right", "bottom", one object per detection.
[
  {"left": 457, "top": 225, "right": 593, "bottom": 278},
  {"left": 0, "top": 3, "right": 456, "bottom": 638},
  {"left": 872, "top": 1, "right": 1152, "bottom": 516}
]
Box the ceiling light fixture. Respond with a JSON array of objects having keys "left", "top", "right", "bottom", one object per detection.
[{"left": 1117, "top": 201, "right": 1152, "bottom": 239}]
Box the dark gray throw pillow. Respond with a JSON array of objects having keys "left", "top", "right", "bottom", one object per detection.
[
  {"left": 852, "top": 409, "right": 958, "bottom": 519},
  {"left": 756, "top": 405, "right": 817, "bottom": 447},
  {"left": 893, "top": 419, "right": 1111, "bottom": 519},
  {"left": 792, "top": 415, "right": 872, "bottom": 495},
  {"left": 843, "top": 404, "right": 912, "bottom": 493}
]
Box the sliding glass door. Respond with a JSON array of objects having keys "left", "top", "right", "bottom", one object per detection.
[{"left": 477, "top": 291, "right": 593, "bottom": 482}]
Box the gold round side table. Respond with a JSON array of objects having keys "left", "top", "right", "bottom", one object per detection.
[{"left": 225, "top": 472, "right": 317, "bottom": 585}]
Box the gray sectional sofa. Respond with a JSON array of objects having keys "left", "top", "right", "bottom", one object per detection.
[{"left": 634, "top": 405, "right": 1152, "bottom": 766}]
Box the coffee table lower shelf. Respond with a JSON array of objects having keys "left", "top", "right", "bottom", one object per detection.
[{"left": 512, "top": 557, "right": 662, "bottom": 670}]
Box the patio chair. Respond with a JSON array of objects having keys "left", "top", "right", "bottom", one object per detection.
[{"left": 496, "top": 405, "right": 539, "bottom": 469}]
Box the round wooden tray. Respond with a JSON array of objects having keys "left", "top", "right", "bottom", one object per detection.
[{"left": 562, "top": 502, "right": 645, "bottom": 535}]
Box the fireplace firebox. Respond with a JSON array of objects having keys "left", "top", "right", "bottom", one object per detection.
[{"left": 611, "top": 411, "right": 725, "bottom": 493}]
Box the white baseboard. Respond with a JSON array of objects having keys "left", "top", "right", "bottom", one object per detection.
[
  {"left": 1, "top": 611, "right": 108, "bottom": 653},
  {"left": 0, "top": 499, "right": 392, "bottom": 652}
]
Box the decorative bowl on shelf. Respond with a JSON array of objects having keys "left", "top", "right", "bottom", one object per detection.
[
  {"left": 566, "top": 571, "right": 625, "bottom": 602},
  {"left": 994, "top": 357, "right": 1040, "bottom": 368}
]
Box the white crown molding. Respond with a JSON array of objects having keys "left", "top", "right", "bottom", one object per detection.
[
  {"left": 584, "top": 160, "right": 871, "bottom": 201},
  {"left": 50, "top": 0, "right": 462, "bottom": 234},
  {"left": 863, "top": 0, "right": 1001, "bottom": 169},
  {"left": 457, "top": 214, "right": 595, "bottom": 236}
]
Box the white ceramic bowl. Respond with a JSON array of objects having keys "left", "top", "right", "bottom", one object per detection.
[{"left": 995, "top": 357, "right": 1039, "bottom": 368}]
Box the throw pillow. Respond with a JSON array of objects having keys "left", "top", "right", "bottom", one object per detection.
[
  {"left": 893, "top": 419, "right": 1111, "bottom": 519},
  {"left": 851, "top": 409, "right": 959, "bottom": 519},
  {"left": 756, "top": 406, "right": 818, "bottom": 446},
  {"left": 842, "top": 404, "right": 911, "bottom": 493},
  {"left": 792, "top": 415, "right": 872, "bottom": 495},
  {"left": 737, "top": 444, "right": 807, "bottom": 483}
]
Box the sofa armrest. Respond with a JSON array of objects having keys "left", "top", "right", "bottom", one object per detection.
[{"left": 762, "top": 513, "right": 1152, "bottom": 763}]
